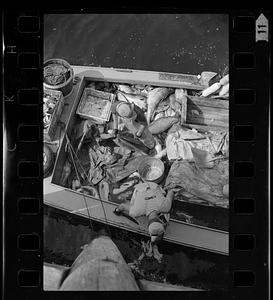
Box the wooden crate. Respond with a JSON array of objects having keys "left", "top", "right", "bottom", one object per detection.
[
  {"left": 43, "top": 88, "right": 64, "bottom": 140},
  {"left": 76, "top": 87, "right": 115, "bottom": 123},
  {"left": 186, "top": 95, "right": 228, "bottom": 128}
]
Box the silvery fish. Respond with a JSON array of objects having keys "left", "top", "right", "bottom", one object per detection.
[
  {"left": 116, "top": 91, "right": 147, "bottom": 111},
  {"left": 148, "top": 116, "right": 179, "bottom": 135},
  {"left": 99, "top": 180, "right": 110, "bottom": 201},
  {"left": 164, "top": 107, "right": 177, "bottom": 117},
  {"left": 116, "top": 84, "right": 147, "bottom": 96},
  {"left": 154, "top": 111, "right": 165, "bottom": 121},
  {"left": 116, "top": 84, "right": 135, "bottom": 94},
  {"left": 146, "top": 87, "right": 174, "bottom": 124}
]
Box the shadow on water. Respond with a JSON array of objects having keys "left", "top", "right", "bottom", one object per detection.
[{"left": 44, "top": 206, "right": 228, "bottom": 291}]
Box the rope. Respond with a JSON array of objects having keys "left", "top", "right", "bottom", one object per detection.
[
  {"left": 69, "top": 143, "right": 88, "bottom": 180},
  {"left": 97, "top": 188, "right": 111, "bottom": 236},
  {"left": 65, "top": 134, "right": 111, "bottom": 236},
  {"left": 82, "top": 194, "right": 94, "bottom": 232}
]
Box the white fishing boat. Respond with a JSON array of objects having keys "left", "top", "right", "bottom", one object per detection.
[{"left": 44, "top": 64, "right": 229, "bottom": 256}]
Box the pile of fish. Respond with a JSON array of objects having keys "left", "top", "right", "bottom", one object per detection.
[
  {"left": 201, "top": 74, "right": 229, "bottom": 98},
  {"left": 43, "top": 92, "right": 60, "bottom": 129},
  {"left": 59, "top": 79, "right": 229, "bottom": 209},
  {"left": 44, "top": 63, "right": 70, "bottom": 86},
  {"left": 87, "top": 81, "right": 187, "bottom": 135}
]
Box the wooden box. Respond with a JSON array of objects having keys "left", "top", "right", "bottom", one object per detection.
[{"left": 76, "top": 87, "right": 115, "bottom": 123}]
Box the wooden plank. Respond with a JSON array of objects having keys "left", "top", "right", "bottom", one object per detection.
[
  {"left": 187, "top": 114, "right": 229, "bottom": 125},
  {"left": 187, "top": 108, "right": 228, "bottom": 122},
  {"left": 186, "top": 95, "right": 228, "bottom": 128},
  {"left": 183, "top": 123, "right": 228, "bottom": 133},
  {"left": 187, "top": 116, "right": 228, "bottom": 128},
  {"left": 175, "top": 88, "right": 188, "bottom": 124},
  {"left": 187, "top": 95, "right": 229, "bottom": 109},
  {"left": 181, "top": 96, "right": 187, "bottom": 124},
  {"left": 59, "top": 236, "right": 139, "bottom": 290}
]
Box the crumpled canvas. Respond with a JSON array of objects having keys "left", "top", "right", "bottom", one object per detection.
[
  {"left": 164, "top": 159, "right": 229, "bottom": 208},
  {"left": 166, "top": 125, "right": 209, "bottom": 160},
  {"left": 105, "top": 154, "right": 146, "bottom": 183},
  {"left": 166, "top": 125, "right": 229, "bottom": 162},
  {"left": 88, "top": 145, "right": 118, "bottom": 185}
]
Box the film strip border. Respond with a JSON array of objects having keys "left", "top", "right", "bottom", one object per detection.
[
  {"left": 2, "top": 11, "right": 270, "bottom": 298},
  {"left": 3, "top": 12, "right": 42, "bottom": 293},
  {"left": 230, "top": 12, "right": 270, "bottom": 299}
]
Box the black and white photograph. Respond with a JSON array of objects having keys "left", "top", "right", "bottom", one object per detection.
[{"left": 43, "top": 13, "right": 229, "bottom": 291}]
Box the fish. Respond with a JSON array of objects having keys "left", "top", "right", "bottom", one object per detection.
[
  {"left": 145, "top": 86, "right": 154, "bottom": 93},
  {"left": 99, "top": 180, "right": 110, "bottom": 201},
  {"left": 116, "top": 84, "right": 135, "bottom": 94},
  {"left": 133, "top": 84, "right": 146, "bottom": 89},
  {"left": 60, "top": 160, "right": 72, "bottom": 187},
  {"left": 201, "top": 82, "right": 221, "bottom": 97},
  {"left": 219, "top": 83, "right": 229, "bottom": 96},
  {"left": 116, "top": 84, "right": 147, "bottom": 96},
  {"left": 174, "top": 88, "right": 187, "bottom": 104},
  {"left": 72, "top": 179, "right": 81, "bottom": 190},
  {"left": 116, "top": 91, "right": 147, "bottom": 111},
  {"left": 154, "top": 111, "right": 165, "bottom": 121},
  {"left": 153, "top": 148, "right": 167, "bottom": 159},
  {"left": 167, "top": 93, "right": 176, "bottom": 107},
  {"left": 77, "top": 186, "right": 99, "bottom": 198},
  {"left": 219, "top": 74, "right": 229, "bottom": 86},
  {"left": 154, "top": 136, "right": 162, "bottom": 153},
  {"left": 166, "top": 93, "right": 182, "bottom": 115},
  {"left": 146, "top": 87, "right": 174, "bottom": 124},
  {"left": 164, "top": 107, "right": 177, "bottom": 117},
  {"left": 148, "top": 116, "right": 179, "bottom": 135},
  {"left": 112, "top": 179, "right": 136, "bottom": 195}
]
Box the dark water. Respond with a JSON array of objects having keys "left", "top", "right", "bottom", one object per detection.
[
  {"left": 44, "top": 14, "right": 229, "bottom": 290},
  {"left": 44, "top": 206, "right": 228, "bottom": 291},
  {"left": 44, "top": 14, "right": 228, "bottom": 75}
]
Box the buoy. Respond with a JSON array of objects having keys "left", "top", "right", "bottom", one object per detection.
[
  {"left": 201, "top": 82, "right": 222, "bottom": 97},
  {"left": 219, "top": 83, "right": 229, "bottom": 96},
  {"left": 220, "top": 74, "right": 229, "bottom": 86}
]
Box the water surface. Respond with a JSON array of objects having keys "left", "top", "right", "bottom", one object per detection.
[{"left": 44, "top": 14, "right": 228, "bottom": 75}]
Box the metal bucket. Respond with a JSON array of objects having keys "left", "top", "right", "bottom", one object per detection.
[
  {"left": 43, "top": 58, "right": 74, "bottom": 97},
  {"left": 138, "top": 157, "right": 165, "bottom": 183}
]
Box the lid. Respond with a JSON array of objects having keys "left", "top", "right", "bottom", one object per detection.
[{"left": 116, "top": 102, "right": 133, "bottom": 118}]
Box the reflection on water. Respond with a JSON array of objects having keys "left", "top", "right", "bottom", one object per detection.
[
  {"left": 44, "top": 13, "right": 229, "bottom": 290},
  {"left": 44, "top": 206, "right": 228, "bottom": 291}
]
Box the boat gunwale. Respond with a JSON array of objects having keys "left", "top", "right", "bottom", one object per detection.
[
  {"left": 48, "top": 181, "right": 228, "bottom": 235},
  {"left": 44, "top": 201, "right": 228, "bottom": 256}
]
